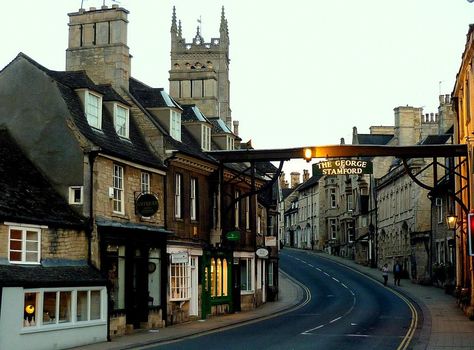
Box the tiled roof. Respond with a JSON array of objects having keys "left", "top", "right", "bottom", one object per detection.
[
  {"left": 357, "top": 134, "right": 394, "bottom": 145},
  {"left": 129, "top": 78, "right": 182, "bottom": 110},
  {"left": 13, "top": 53, "right": 164, "bottom": 169},
  {"left": 420, "top": 134, "right": 452, "bottom": 145},
  {"left": 0, "top": 130, "right": 86, "bottom": 228},
  {"left": 0, "top": 264, "right": 106, "bottom": 287},
  {"left": 298, "top": 174, "right": 323, "bottom": 191}
]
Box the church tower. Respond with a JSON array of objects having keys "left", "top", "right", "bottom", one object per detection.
[{"left": 169, "top": 7, "right": 232, "bottom": 128}]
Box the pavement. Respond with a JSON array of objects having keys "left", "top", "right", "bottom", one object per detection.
[{"left": 71, "top": 249, "right": 474, "bottom": 350}]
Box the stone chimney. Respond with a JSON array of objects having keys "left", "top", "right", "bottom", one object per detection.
[
  {"left": 66, "top": 5, "right": 131, "bottom": 91},
  {"left": 233, "top": 120, "right": 239, "bottom": 136},
  {"left": 303, "top": 169, "right": 310, "bottom": 182},
  {"left": 290, "top": 172, "right": 300, "bottom": 189}
]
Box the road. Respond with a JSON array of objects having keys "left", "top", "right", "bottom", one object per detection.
[{"left": 146, "top": 249, "right": 417, "bottom": 350}]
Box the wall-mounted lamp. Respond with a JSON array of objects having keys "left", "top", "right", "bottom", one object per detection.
[{"left": 446, "top": 213, "right": 457, "bottom": 230}]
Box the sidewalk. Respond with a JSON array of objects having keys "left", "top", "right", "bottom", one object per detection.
[
  {"left": 70, "top": 271, "right": 304, "bottom": 350},
  {"left": 309, "top": 251, "right": 474, "bottom": 350}
]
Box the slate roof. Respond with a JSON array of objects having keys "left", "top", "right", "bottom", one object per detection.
[
  {"left": 357, "top": 134, "right": 394, "bottom": 145},
  {"left": 14, "top": 53, "right": 164, "bottom": 169},
  {"left": 298, "top": 174, "right": 323, "bottom": 191},
  {"left": 129, "top": 78, "right": 182, "bottom": 110},
  {"left": 181, "top": 104, "right": 209, "bottom": 123},
  {"left": 208, "top": 117, "right": 234, "bottom": 134},
  {"left": 0, "top": 265, "right": 106, "bottom": 287},
  {"left": 0, "top": 130, "right": 86, "bottom": 228},
  {"left": 420, "top": 134, "right": 452, "bottom": 145}
]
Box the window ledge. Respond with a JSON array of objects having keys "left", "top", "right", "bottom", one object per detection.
[{"left": 20, "top": 320, "right": 107, "bottom": 334}]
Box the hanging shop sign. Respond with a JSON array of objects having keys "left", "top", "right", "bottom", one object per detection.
[
  {"left": 313, "top": 159, "right": 373, "bottom": 176},
  {"left": 256, "top": 247, "right": 269, "bottom": 259},
  {"left": 226, "top": 230, "right": 241, "bottom": 241},
  {"left": 135, "top": 193, "right": 159, "bottom": 217}
]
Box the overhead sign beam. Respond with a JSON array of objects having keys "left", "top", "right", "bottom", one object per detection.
[{"left": 207, "top": 144, "right": 467, "bottom": 163}]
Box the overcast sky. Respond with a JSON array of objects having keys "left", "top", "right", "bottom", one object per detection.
[{"left": 1, "top": 0, "right": 473, "bottom": 177}]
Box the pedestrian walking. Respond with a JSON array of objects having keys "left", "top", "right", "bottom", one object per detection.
[
  {"left": 393, "top": 260, "right": 402, "bottom": 286},
  {"left": 382, "top": 263, "right": 389, "bottom": 286}
]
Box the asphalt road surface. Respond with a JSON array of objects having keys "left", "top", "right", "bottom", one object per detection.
[{"left": 147, "top": 249, "right": 417, "bottom": 350}]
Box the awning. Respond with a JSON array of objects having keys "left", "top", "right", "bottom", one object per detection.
[{"left": 95, "top": 217, "right": 173, "bottom": 234}]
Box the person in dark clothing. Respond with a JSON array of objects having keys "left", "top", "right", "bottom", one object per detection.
[
  {"left": 393, "top": 260, "right": 402, "bottom": 286},
  {"left": 382, "top": 263, "right": 389, "bottom": 286}
]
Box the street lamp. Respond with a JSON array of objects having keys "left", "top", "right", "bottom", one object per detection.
[{"left": 446, "top": 213, "right": 457, "bottom": 230}]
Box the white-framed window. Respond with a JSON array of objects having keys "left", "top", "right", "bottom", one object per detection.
[
  {"left": 201, "top": 125, "right": 211, "bottom": 151},
  {"left": 190, "top": 177, "right": 197, "bottom": 221},
  {"left": 9, "top": 225, "right": 41, "bottom": 264},
  {"left": 268, "top": 262, "right": 274, "bottom": 287},
  {"left": 234, "top": 190, "right": 240, "bottom": 228},
  {"left": 68, "top": 186, "right": 83, "bottom": 205},
  {"left": 257, "top": 215, "right": 262, "bottom": 234},
  {"left": 226, "top": 136, "right": 234, "bottom": 150},
  {"left": 329, "top": 218, "right": 337, "bottom": 240},
  {"left": 347, "top": 222, "right": 354, "bottom": 243},
  {"left": 86, "top": 91, "right": 102, "bottom": 129},
  {"left": 170, "top": 110, "right": 181, "bottom": 141},
  {"left": 169, "top": 262, "right": 190, "bottom": 300},
  {"left": 436, "top": 198, "right": 443, "bottom": 224},
  {"left": 113, "top": 164, "right": 124, "bottom": 214},
  {"left": 240, "top": 258, "right": 254, "bottom": 292},
  {"left": 330, "top": 188, "right": 336, "bottom": 208},
  {"left": 347, "top": 194, "right": 353, "bottom": 212},
  {"left": 141, "top": 172, "right": 150, "bottom": 193},
  {"left": 114, "top": 104, "right": 129, "bottom": 138},
  {"left": 175, "top": 173, "right": 182, "bottom": 218},
  {"left": 245, "top": 196, "right": 250, "bottom": 230},
  {"left": 22, "top": 287, "right": 106, "bottom": 329}
]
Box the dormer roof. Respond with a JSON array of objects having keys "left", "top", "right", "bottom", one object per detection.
[
  {"left": 129, "top": 78, "right": 182, "bottom": 110},
  {"left": 208, "top": 117, "right": 234, "bottom": 134},
  {"left": 7, "top": 53, "right": 164, "bottom": 169}
]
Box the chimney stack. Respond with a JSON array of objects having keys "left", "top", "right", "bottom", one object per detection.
[
  {"left": 66, "top": 6, "right": 131, "bottom": 91},
  {"left": 303, "top": 169, "right": 310, "bottom": 182},
  {"left": 290, "top": 172, "right": 300, "bottom": 189}
]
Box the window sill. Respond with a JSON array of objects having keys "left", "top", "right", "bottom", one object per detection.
[
  {"left": 112, "top": 213, "right": 129, "bottom": 220},
  {"left": 20, "top": 320, "right": 107, "bottom": 334}
]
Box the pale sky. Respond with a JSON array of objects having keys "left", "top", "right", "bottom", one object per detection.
[{"left": 1, "top": 0, "right": 473, "bottom": 177}]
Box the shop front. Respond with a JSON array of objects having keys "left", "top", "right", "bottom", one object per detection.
[{"left": 97, "top": 219, "right": 168, "bottom": 335}]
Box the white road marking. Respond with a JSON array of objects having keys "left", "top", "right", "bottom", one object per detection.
[
  {"left": 332, "top": 277, "right": 340, "bottom": 282},
  {"left": 329, "top": 316, "right": 342, "bottom": 323}
]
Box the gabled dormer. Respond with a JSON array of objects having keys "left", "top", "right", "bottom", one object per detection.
[
  {"left": 129, "top": 83, "right": 183, "bottom": 142},
  {"left": 181, "top": 104, "right": 212, "bottom": 151},
  {"left": 208, "top": 117, "right": 236, "bottom": 150}
]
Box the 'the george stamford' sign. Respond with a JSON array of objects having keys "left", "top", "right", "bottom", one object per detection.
[{"left": 313, "top": 159, "right": 373, "bottom": 176}]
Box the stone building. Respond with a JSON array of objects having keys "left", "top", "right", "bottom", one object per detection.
[
  {"left": 452, "top": 21, "right": 474, "bottom": 317},
  {"left": 0, "top": 130, "right": 107, "bottom": 350}
]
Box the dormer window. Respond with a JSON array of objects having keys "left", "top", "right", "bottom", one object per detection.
[
  {"left": 201, "top": 125, "right": 211, "bottom": 151},
  {"left": 170, "top": 110, "right": 181, "bottom": 141},
  {"left": 226, "top": 136, "right": 234, "bottom": 150},
  {"left": 114, "top": 104, "right": 129, "bottom": 138},
  {"left": 86, "top": 91, "right": 102, "bottom": 129}
]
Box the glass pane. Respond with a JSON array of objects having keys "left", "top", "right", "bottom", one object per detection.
[
  {"left": 222, "top": 259, "right": 228, "bottom": 296},
  {"left": 59, "top": 292, "right": 71, "bottom": 323},
  {"left": 10, "top": 229, "right": 22, "bottom": 240},
  {"left": 24, "top": 292, "right": 37, "bottom": 327},
  {"left": 10, "top": 251, "right": 21, "bottom": 261},
  {"left": 43, "top": 292, "right": 57, "bottom": 324},
  {"left": 26, "top": 241, "right": 38, "bottom": 251},
  {"left": 26, "top": 231, "right": 38, "bottom": 241},
  {"left": 77, "top": 291, "right": 88, "bottom": 321},
  {"left": 217, "top": 259, "right": 222, "bottom": 297},
  {"left": 10, "top": 240, "right": 21, "bottom": 250},
  {"left": 90, "top": 290, "right": 101, "bottom": 320},
  {"left": 240, "top": 260, "right": 248, "bottom": 291},
  {"left": 210, "top": 259, "right": 216, "bottom": 297},
  {"left": 25, "top": 252, "right": 38, "bottom": 262},
  {"left": 148, "top": 250, "right": 161, "bottom": 307}
]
